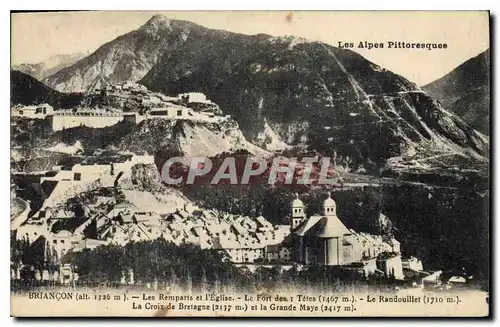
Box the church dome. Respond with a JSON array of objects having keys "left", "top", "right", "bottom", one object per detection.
[
  {"left": 323, "top": 193, "right": 336, "bottom": 207},
  {"left": 291, "top": 193, "right": 304, "bottom": 207}
]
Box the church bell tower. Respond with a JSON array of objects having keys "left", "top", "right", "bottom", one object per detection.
[
  {"left": 323, "top": 192, "right": 337, "bottom": 217},
  {"left": 291, "top": 193, "right": 306, "bottom": 230}
]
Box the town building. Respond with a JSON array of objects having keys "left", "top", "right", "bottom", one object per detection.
[
  {"left": 11, "top": 104, "right": 54, "bottom": 119},
  {"left": 178, "top": 92, "right": 212, "bottom": 104}
]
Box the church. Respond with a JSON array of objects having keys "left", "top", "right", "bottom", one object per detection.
[
  {"left": 290, "top": 193, "right": 354, "bottom": 266},
  {"left": 286, "top": 193, "right": 403, "bottom": 279}
]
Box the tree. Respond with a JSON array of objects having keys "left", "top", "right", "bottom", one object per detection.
[{"left": 10, "top": 235, "right": 29, "bottom": 279}]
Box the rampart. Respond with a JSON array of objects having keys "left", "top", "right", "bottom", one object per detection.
[{"left": 48, "top": 111, "right": 125, "bottom": 131}]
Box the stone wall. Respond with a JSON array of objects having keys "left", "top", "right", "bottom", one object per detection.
[{"left": 48, "top": 114, "right": 124, "bottom": 131}]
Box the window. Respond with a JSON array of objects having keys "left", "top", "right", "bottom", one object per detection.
[
  {"left": 60, "top": 240, "right": 65, "bottom": 244},
  {"left": 150, "top": 110, "right": 169, "bottom": 116},
  {"left": 74, "top": 173, "right": 81, "bottom": 181},
  {"left": 53, "top": 240, "right": 57, "bottom": 244},
  {"left": 177, "top": 110, "right": 183, "bottom": 116},
  {"left": 19, "top": 110, "right": 23, "bottom": 115}
]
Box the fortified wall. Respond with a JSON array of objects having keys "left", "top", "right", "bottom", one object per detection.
[
  {"left": 48, "top": 110, "right": 125, "bottom": 131},
  {"left": 18, "top": 104, "right": 224, "bottom": 131}
]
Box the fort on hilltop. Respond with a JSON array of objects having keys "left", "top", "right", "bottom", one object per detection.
[{"left": 11, "top": 90, "right": 225, "bottom": 131}]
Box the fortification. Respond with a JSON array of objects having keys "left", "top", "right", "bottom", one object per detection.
[
  {"left": 48, "top": 109, "right": 125, "bottom": 131},
  {"left": 45, "top": 103, "right": 224, "bottom": 131}
]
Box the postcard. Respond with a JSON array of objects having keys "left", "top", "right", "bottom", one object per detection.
[{"left": 10, "top": 10, "right": 490, "bottom": 317}]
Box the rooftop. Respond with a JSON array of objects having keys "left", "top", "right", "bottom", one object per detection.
[{"left": 51, "top": 218, "right": 88, "bottom": 234}]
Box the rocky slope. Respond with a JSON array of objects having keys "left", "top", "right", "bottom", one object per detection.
[
  {"left": 11, "top": 114, "right": 266, "bottom": 171},
  {"left": 12, "top": 53, "right": 87, "bottom": 81},
  {"left": 44, "top": 15, "right": 488, "bottom": 171},
  {"left": 423, "top": 49, "right": 490, "bottom": 135},
  {"left": 43, "top": 15, "right": 205, "bottom": 93},
  {"left": 117, "top": 117, "right": 268, "bottom": 158}
]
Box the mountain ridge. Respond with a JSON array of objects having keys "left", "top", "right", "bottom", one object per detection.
[
  {"left": 422, "top": 49, "right": 490, "bottom": 135},
  {"left": 41, "top": 15, "right": 488, "bottom": 169},
  {"left": 10, "top": 70, "right": 82, "bottom": 108},
  {"left": 12, "top": 53, "right": 87, "bottom": 81},
  {"left": 43, "top": 15, "right": 262, "bottom": 93}
]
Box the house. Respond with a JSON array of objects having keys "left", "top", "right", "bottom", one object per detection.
[
  {"left": 191, "top": 226, "right": 212, "bottom": 249},
  {"left": 213, "top": 237, "right": 242, "bottom": 262},
  {"left": 132, "top": 211, "right": 162, "bottom": 224},
  {"left": 128, "top": 223, "right": 155, "bottom": 243},
  {"left": 376, "top": 252, "right": 404, "bottom": 280},
  {"left": 385, "top": 237, "right": 401, "bottom": 253},
  {"left": 17, "top": 223, "right": 48, "bottom": 243},
  {"left": 256, "top": 215, "right": 273, "bottom": 232},
  {"left": 178, "top": 92, "right": 211, "bottom": 104},
  {"left": 265, "top": 244, "right": 281, "bottom": 261},
  {"left": 146, "top": 106, "right": 191, "bottom": 120},
  {"left": 402, "top": 256, "right": 424, "bottom": 272},
  {"left": 104, "top": 224, "right": 131, "bottom": 246},
  {"left": 72, "top": 239, "right": 109, "bottom": 252},
  {"left": 48, "top": 217, "right": 91, "bottom": 257},
  {"left": 12, "top": 104, "right": 54, "bottom": 119}
]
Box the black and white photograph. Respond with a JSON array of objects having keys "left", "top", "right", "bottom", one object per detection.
[{"left": 9, "top": 10, "right": 490, "bottom": 317}]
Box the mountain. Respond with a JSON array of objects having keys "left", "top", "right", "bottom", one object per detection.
[
  {"left": 423, "top": 49, "right": 490, "bottom": 135},
  {"left": 44, "top": 15, "right": 488, "bottom": 171},
  {"left": 10, "top": 70, "right": 82, "bottom": 108},
  {"left": 43, "top": 16, "right": 204, "bottom": 93},
  {"left": 12, "top": 53, "right": 87, "bottom": 81}
]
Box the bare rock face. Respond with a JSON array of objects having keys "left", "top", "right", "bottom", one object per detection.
[
  {"left": 43, "top": 15, "right": 199, "bottom": 93},
  {"left": 117, "top": 117, "right": 266, "bottom": 158}
]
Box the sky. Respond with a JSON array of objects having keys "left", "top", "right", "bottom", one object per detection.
[{"left": 11, "top": 11, "right": 490, "bottom": 86}]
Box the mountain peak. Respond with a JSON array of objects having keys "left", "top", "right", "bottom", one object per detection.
[{"left": 140, "top": 14, "right": 173, "bottom": 31}]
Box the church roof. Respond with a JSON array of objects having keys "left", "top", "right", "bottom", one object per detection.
[
  {"left": 280, "top": 232, "right": 294, "bottom": 247},
  {"left": 295, "top": 215, "right": 351, "bottom": 239},
  {"left": 294, "top": 216, "right": 323, "bottom": 236},
  {"left": 308, "top": 216, "right": 351, "bottom": 238}
]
